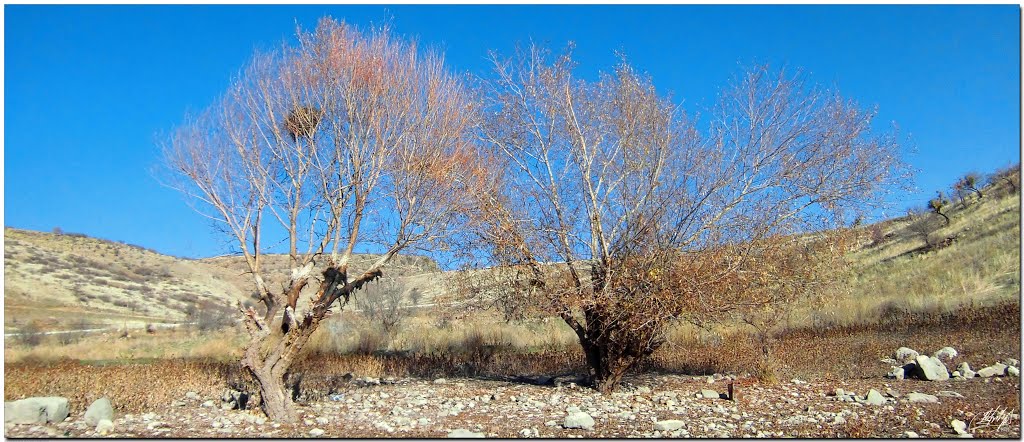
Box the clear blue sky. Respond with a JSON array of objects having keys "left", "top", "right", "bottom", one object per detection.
[{"left": 4, "top": 5, "right": 1020, "bottom": 259}]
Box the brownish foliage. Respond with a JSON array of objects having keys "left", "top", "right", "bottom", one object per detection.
[{"left": 460, "top": 43, "right": 910, "bottom": 393}]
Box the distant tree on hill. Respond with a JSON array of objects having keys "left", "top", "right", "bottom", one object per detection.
[
  {"left": 960, "top": 172, "right": 984, "bottom": 200},
  {"left": 907, "top": 211, "right": 944, "bottom": 249},
  {"left": 988, "top": 164, "right": 1019, "bottom": 194},
  {"left": 928, "top": 191, "right": 951, "bottom": 226}
]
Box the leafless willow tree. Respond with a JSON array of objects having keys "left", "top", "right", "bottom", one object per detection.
[
  {"left": 161, "top": 18, "right": 482, "bottom": 421},
  {"left": 458, "top": 44, "right": 910, "bottom": 393},
  {"left": 355, "top": 276, "right": 409, "bottom": 337}
]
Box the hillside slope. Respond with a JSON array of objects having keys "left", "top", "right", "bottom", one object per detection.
[
  {"left": 3, "top": 229, "right": 441, "bottom": 333},
  {"left": 823, "top": 169, "right": 1021, "bottom": 326}
]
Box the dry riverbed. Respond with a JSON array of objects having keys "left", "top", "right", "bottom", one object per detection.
[{"left": 6, "top": 373, "right": 1020, "bottom": 438}]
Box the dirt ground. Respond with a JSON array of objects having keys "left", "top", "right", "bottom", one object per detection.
[{"left": 5, "top": 370, "right": 1020, "bottom": 439}]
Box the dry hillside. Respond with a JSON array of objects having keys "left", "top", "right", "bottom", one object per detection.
[{"left": 3, "top": 229, "right": 442, "bottom": 333}]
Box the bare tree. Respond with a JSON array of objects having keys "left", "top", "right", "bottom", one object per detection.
[
  {"left": 460, "top": 44, "right": 909, "bottom": 393},
  {"left": 162, "top": 18, "right": 481, "bottom": 421},
  {"left": 907, "top": 210, "right": 945, "bottom": 249},
  {"left": 988, "top": 164, "right": 1020, "bottom": 194},
  {"left": 355, "top": 277, "right": 408, "bottom": 337}
]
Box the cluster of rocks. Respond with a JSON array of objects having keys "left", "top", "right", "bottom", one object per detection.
[
  {"left": 884, "top": 346, "right": 1019, "bottom": 381},
  {"left": 5, "top": 396, "right": 114, "bottom": 434}
]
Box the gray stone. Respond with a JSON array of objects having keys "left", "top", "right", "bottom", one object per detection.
[
  {"left": 865, "top": 389, "right": 886, "bottom": 406},
  {"left": 1008, "top": 366, "right": 1020, "bottom": 377},
  {"left": 185, "top": 392, "right": 200, "bottom": 400},
  {"left": 563, "top": 412, "right": 595, "bottom": 430},
  {"left": 201, "top": 400, "right": 215, "bottom": 408},
  {"left": 654, "top": 420, "right": 686, "bottom": 431},
  {"left": 933, "top": 347, "right": 958, "bottom": 361},
  {"left": 1004, "top": 358, "right": 1019, "bottom": 367},
  {"left": 951, "top": 419, "right": 968, "bottom": 435},
  {"left": 447, "top": 428, "right": 485, "bottom": 438},
  {"left": 95, "top": 419, "right": 114, "bottom": 434},
  {"left": 887, "top": 366, "right": 905, "bottom": 380},
  {"left": 433, "top": 378, "right": 448, "bottom": 384},
  {"left": 905, "top": 392, "right": 939, "bottom": 403},
  {"left": 895, "top": 347, "right": 920, "bottom": 363},
  {"left": 977, "top": 363, "right": 1008, "bottom": 378},
  {"left": 701, "top": 389, "right": 720, "bottom": 399},
  {"left": 903, "top": 431, "right": 919, "bottom": 438},
  {"left": 4, "top": 397, "right": 70, "bottom": 424},
  {"left": 84, "top": 397, "right": 113, "bottom": 426},
  {"left": 309, "top": 428, "right": 325, "bottom": 437},
  {"left": 914, "top": 355, "right": 950, "bottom": 381},
  {"left": 936, "top": 390, "right": 964, "bottom": 398}
]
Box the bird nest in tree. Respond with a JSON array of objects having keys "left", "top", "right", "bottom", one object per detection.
[{"left": 284, "top": 106, "right": 321, "bottom": 141}]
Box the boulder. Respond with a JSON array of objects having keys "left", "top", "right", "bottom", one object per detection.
[
  {"left": 309, "top": 428, "right": 325, "bottom": 437},
  {"left": 977, "top": 363, "right": 1008, "bottom": 378},
  {"left": 654, "top": 420, "right": 686, "bottom": 431},
  {"left": 447, "top": 429, "right": 485, "bottom": 438},
  {"left": 865, "top": 389, "right": 886, "bottom": 406},
  {"left": 563, "top": 412, "right": 595, "bottom": 430},
  {"left": 903, "top": 431, "right": 919, "bottom": 438},
  {"left": 95, "top": 419, "right": 114, "bottom": 435},
  {"left": 933, "top": 347, "right": 958, "bottom": 361},
  {"left": 84, "top": 397, "right": 114, "bottom": 426},
  {"left": 1008, "top": 366, "right": 1020, "bottom": 377},
  {"left": 905, "top": 392, "right": 939, "bottom": 403},
  {"left": 4, "top": 397, "right": 70, "bottom": 424},
  {"left": 700, "top": 389, "right": 720, "bottom": 399},
  {"left": 895, "top": 347, "right": 920, "bottom": 363},
  {"left": 914, "top": 356, "right": 950, "bottom": 381}
]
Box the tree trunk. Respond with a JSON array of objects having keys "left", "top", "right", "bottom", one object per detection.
[
  {"left": 582, "top": 337, "right": 645, "bottom": 394},
  {"left": 250, "top": 366, "right": 298, "bottom": 423}
]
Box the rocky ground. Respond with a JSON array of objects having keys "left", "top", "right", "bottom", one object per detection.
[{"left": 5, "top": 371, "right": 1020, "bottom": 439}]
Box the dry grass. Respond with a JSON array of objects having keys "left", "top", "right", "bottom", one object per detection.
[
  {"left": 4, "top": 327, "right": 246, "bottom": 364},
  {"left": 7, "top": 301, "right": 1017, "bottom": 415}
]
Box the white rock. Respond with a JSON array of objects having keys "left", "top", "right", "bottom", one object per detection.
[
  {"left": 903, "top": 431, "right": 919, "bottom": 438},
  {"left": 933, "top": 347, "right": 958, "bottom": 361},
  {"left": 309, "top": 428, "right": 325, "bottom": 437},
  {"left": 951, "top": 419, "right": 968, "bottom": 435},
  {"left": 914, "top": 355, "right": 950, "bottom": 381},
  {"left": 865, "top": 389, "right": 886, "bottom": 406},
  {"left": 701, "top": 389, "right": 720, "bottom": 399},
  {"left": 563, "top": 412, "right": 595, "bottom": 430},
  {"left": 95, "top": 419, "right": 114, "bottom": 435},
  {"left": 654, "top": 420, "right": 686, "bottom": 431},
  {"left": 905, "top": 392, "right": 938, "bottom": 403},
  {"left": 895, "top": 347, "right": 920, "bottom": 363},
  {"left": 447, "top": 428, "right": 484, "bottom": 438},
  {"left": 84, "top": 397, "right": 113, "bottom": 426},
  {"left": 1008, "top": 366, "right": 1020, "bottom": 377},
  {"left": 978, "top": 363, "right": 1008, "bottom": 378},
  {"left": 887, "top": 366, "right": 906, "bottom": 380}
]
